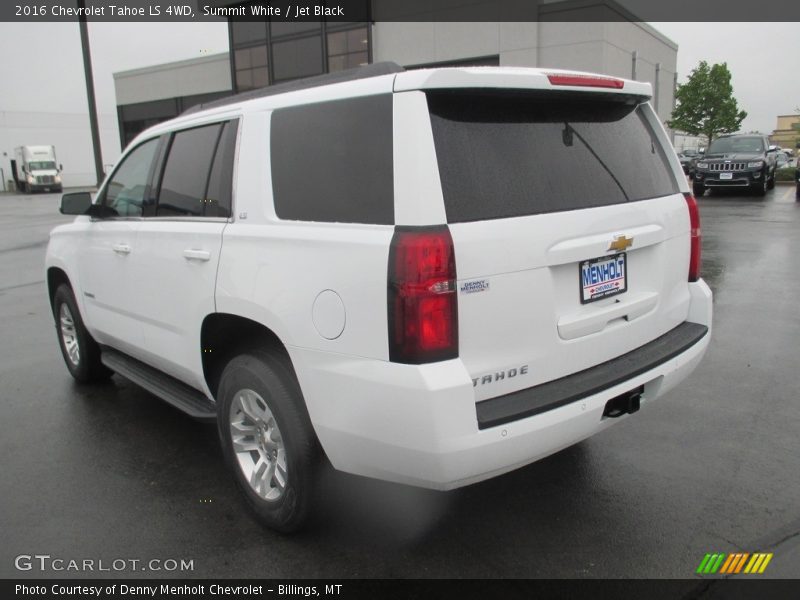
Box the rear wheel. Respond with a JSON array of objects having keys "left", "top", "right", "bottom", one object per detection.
[
  {"left": 53, "top": 284, "right": 112, "bottom": 383},
  {"left": 217, "top": 349, "right": 320, "bottom": 532}
]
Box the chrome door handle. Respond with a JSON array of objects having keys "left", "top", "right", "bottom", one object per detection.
[
  {"left": 183, "top": 249, "right": 211, "bottom": 261},
  {"left": 111, "top": 243, "right": 131, "bottom": 255}
]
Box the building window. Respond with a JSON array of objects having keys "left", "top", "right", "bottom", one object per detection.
[
  {"left": 231, "top": 21, "right": 267, "bottom": 45},
  {"left": 117, "top": 92, "right": 230, "bottom": 148},
  {"left": 271, "top": 35, "right": 324, "bottom": 82},
  {"left": 270, "top": 21, "right": 321, "bottom": 37},
  {"left": 234, "top": 45, "right": 269, "bottom": 91},
  {"left": 326, "top": 26, "right": 368, "bottom": 72},
  {"left": 228, "top": 12, "right": 371, "bottom": 92}
]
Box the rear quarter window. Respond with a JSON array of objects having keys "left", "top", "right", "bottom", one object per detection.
[
  {"left": 427, "top": 90, "right": 679, "bottom": 223},
  {"left": 270, "top": 94, "right": 394, "bottom": 225}
]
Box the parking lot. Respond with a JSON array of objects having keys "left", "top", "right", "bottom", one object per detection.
[{"left": 0, "top": 186, "right": 798, "bottom": 579}]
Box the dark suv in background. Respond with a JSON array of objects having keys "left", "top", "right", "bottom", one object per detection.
[
  {"left": 678, "top": 149, "right": 701, "bottom": 178},
  {"left": 796, "top": 159, "right": 799, "bottom": 199},
  {"left": 692, "top": 134, "right": 777, "bottom": 197}
]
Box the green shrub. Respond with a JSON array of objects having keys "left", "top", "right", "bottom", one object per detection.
[{"left": 775, "top": 167, "right": 797, "bottom": 181}]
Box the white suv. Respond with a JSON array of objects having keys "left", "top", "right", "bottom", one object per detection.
[{"left": 47, "top": 64, "right": 712, "bottom": 531}]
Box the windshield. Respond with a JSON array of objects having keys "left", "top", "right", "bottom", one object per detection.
[
  {"left": 707, "top": 137, "right": 764, "bottom": 154},
  {"left": 28, "top": 161, "right": 56, "bottom": 170}
]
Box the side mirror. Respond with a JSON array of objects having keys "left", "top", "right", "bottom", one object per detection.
[
  {"left": 85, "top": 202, "right": 119, "bottom": 219},
  {"left": 60, "top": 192, "right": 92, "bottom": 215},
  {"left": 767, "top": 146, "right": 777, "bottom": 153},
  {"left": 59, "top": 163, "right": 63, "bottom": 171}
]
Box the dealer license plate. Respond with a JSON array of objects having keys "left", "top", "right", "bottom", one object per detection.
[
  {"left": 580, "top": 253, "right": 627, "bottom": 304},
  {"left": 720, "top": 172, "right": 733, "bottom": 180}
]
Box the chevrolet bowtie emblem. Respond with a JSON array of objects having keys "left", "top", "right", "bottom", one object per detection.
[{"left": 608, "top": 235, "right": 633, "bottom": 252}]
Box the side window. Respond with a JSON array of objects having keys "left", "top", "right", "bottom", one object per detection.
[
  {"left": 270, "top": 95, "right": 394, "bottom": 225},
  {"left": 204, "top": 120, "right": 239, "bottom": 218},
  {"left": 157, "top": 123, "right": 223, "bottom": 217},
  {"left": 101, "top": 138, "right": 159, "bottom": 217}
]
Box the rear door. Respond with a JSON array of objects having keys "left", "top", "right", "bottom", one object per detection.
[
  {"left": 129, "top": 119, "right": 238, "bottom": 389},
  {"left": 424, "top": 89, "right": 690, "bottom": 401}
]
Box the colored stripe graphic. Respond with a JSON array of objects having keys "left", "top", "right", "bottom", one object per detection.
[
  {"left": 758, "top": 554, "right": 773, "bottom": 573},
  {"left": 734, "top": 553, "right": 749, "bottom": 573},
  {"left": 697, "top": 553, "right": 727, "bottom": 574},
  {"left": 720, "top": 553, "right": 740, "bottom": 574},
  {"left": 710, "top": 554, "right": 726, "bottom": 573},
  {"left": 744, "top": 553, "right": 774, "bottom": 574},
  {"left": 705, "top": 552, "right": 774, "bottom": 575},
  {"left": 696, "top": 554, "right": 713, "bottom": 574},
  {"left": 719, "top": 554, "right": 736, "bottom": 573}
]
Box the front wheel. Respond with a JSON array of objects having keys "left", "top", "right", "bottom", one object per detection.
[
  {"left": 751, "top": 176, "right": 767, "bottom": 197},
  {"left": 692, "top": 182, "right": 705, "bottom": 197},
  {"left": 767, "top": 170, "right": 775, "bottom": 190},
  {"left": 217, "top": 349, "right": 321, "bottom": 532},
  {"left": 53, "top": 284, "right": 112, "bottom": 383}
]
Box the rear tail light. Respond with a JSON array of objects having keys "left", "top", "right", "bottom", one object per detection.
[
  {"left": 388, "top": 226, "right": 458, "bottom": 364},
  {"left": 546, "top": 73, "right": 625, "bottom": 89},
  {"left": 684, "top": 193, "right": 701, "bottom": 282}
]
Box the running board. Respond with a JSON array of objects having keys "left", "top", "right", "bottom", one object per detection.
[{"left": 101, "top": 347, "right": 216, "bottom": 422}]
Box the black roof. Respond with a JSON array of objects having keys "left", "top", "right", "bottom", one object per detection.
[{"left": 182, "top": 62, "right": 405, "bottom": 115}]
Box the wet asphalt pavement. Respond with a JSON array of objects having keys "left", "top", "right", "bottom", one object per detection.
[{"left": 0, "top": 186, "right": 798, "bottom": 580}]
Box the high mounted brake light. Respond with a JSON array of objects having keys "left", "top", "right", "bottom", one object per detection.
[
  {"left": 684, "top": 193, "right": 702, "bottom": 282},
  {"left": 388, "top": 226, "right": 458, "bottom": 364},
  {"left": 546, "top": 74, "right": 625, "bottom": 89}
]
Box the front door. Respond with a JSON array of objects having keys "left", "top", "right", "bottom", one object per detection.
[{"left": 78, "top": 137, "right": 160, "bottom": 358}]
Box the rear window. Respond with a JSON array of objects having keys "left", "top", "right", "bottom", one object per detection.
[
  {"left": 270, "top": 94, "right": 394, "bottom": 225},
  {"left": 427, "top": 90, "right": 679, "bottom": 223}
]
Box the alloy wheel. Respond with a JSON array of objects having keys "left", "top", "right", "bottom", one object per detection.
[
  {"left": 59, "top": 303, "right": 80, "bottom": 366},
  {"left": 229, "top": 389, "right": 288, "bottom": 501}
]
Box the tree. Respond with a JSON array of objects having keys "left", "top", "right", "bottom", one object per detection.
[{"left": 668, "top": 61, "right": 747, "bottom": 146}]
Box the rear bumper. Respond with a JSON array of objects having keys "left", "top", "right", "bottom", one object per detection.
[
  {"left": 476, "top": 321, "right": 707, "bottom": 430},
  {"left": 290, "top": 279, "right": 713, "bottom": 490}
]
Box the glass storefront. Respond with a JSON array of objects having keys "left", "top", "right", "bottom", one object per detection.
[{"left": 229, "top": 19, "right": 370, "bottom": 92}]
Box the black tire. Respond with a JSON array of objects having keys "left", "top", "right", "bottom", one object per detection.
[
  {"left": 217, "top": 348, "right": 320, "bottom": 533},
  {"left": 767, "top": 169, "right": 775, "bottom": 190},
  {"left": 751, "top": 176, "right": 767, "bottom": 197},
  {"left": 795, "top": 183, "right": 799, "bottom": 200},
  {"left": 692, "top": 182, "right": 705, "bottom": 197},
  {"left": 53, "top": 284, "right": 112, "bottom": 383}
]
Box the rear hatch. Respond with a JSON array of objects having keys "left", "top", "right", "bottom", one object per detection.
[{"left": 423, "top": 86, "right": 691, "bottom": 401}]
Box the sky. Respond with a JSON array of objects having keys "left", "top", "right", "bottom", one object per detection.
[
  {"left": 1, "top": 20, "right": 798, "bottom": 162},
  {"left": 651, "top": 22, "right": 799, "bottom": 134}
]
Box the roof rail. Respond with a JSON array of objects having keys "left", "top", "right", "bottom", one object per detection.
[{"left": 182, "top": 61, "right": 405, "bottom": 115}]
